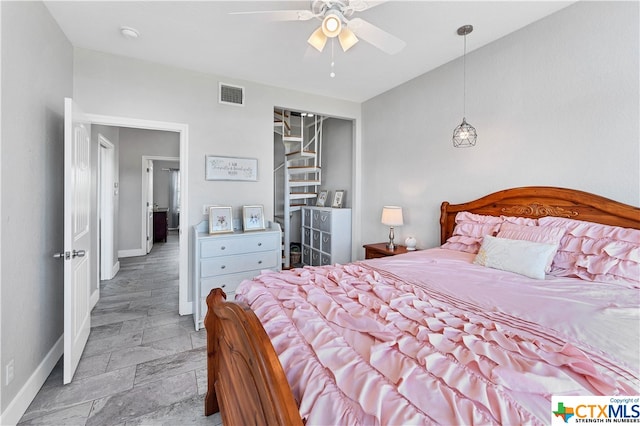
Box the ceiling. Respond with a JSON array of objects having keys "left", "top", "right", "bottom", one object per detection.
[{"left": 44, "top": 1, "right": 574, "bottom": 103}]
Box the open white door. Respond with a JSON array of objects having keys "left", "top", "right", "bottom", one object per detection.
[
  {"left": 60, "top": 98, "right": 92, "bottom": 384},
  {"left": 146, "top": 159, "right": 154, "bottom": 253}
]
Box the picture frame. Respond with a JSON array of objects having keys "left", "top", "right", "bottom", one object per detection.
[
  {"left": 205, "top": 155, "right": 258, "bottom": 181},
  {"left": 209, "top": 206, "right": 234, "bottom": 234},
  {"left": 332, "top": 190, "right": 345, "bottom": 208},
  {"left": 316, "top": 190, "right": 329, "bottom": 207},
  {"left": 242, "top": 205, "right": 266, "bottom": 231}
]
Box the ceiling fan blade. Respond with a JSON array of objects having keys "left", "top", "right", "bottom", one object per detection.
[
  {"left": 229, "top": 9, "right": 316, "bottom": 21},
  {"left": 347, "top": 17, "right": 406, "bottom": 55},
  {"left": 344, "top": 0, "right": 387, "bottom": 13}
]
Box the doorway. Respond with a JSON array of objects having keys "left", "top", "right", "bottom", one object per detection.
[{"left": 87, "top": 113, "right": 191, "bottom": 315}]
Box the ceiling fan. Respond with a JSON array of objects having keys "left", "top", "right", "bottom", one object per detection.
[{"left": 231, "top": 0, "right": 406, "bottom": 55}]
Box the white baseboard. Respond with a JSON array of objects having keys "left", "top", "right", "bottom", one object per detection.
[
  {"left": 0, "top": 335, "right": 63, "bottom": 426},
  {"left": 118, "top": 248, "right": 145, "bottom": 258},
  {"left": 111, "top": 261, "right": 120, "bottom": 277},
  {"left": 90, "top": 289, "right": 99, "bottom": 310},
  {"left": 179, "top": 301, "right": 193, "bottom": 316}
]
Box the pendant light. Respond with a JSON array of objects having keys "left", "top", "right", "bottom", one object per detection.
[{"left": 452, "top": 25, "right": 477, "bottom": 148}]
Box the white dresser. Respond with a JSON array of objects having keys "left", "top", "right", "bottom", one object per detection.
[
  {"left": 301, "top": 207, "right": 352, "bottom": 266},
  {"left": 191, "top": 221, "right": 281, "bottom": 330}
]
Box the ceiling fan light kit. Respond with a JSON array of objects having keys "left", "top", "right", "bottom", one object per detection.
[{"left": 232, "top": 1, "right": 406, "bottom": 56}]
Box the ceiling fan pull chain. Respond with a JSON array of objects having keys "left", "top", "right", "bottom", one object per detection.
[{"left": 330, "top": 39, "right": 336, "bottom": 78}]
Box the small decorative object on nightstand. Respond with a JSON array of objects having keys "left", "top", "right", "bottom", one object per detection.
[
  {"left": 381, "top": 206, "right": 403, "bottom": 250},
  {"left": 363, "top": 243, "right": 409, "bottom": 259},
  {"left": 405, "top": 236, "right": 417, "bottom": 251}
]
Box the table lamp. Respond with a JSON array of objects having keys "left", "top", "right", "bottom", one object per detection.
[{"left": 381, "top": 206, "right": 403, "bottom": 250}]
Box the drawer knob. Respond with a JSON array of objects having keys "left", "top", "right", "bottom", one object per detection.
[
  {"left": 221, "top": 246, "right": 226, "bottom": 250},
  {"left": 221, "top": 265, "right": 226, "bottom": 269},
  {"left": 221, "top": 284, "right": 226, "bottom": 288},
  {"left": 258, "top": 242, "right": 262, "bottom": 246},
  {"left": 258, "top": 260, "right": 262, "bottom": 264}
]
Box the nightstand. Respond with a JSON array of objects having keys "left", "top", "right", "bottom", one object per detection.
[{"left": 363, "top": 243, "right": 409, "bottom": 259}]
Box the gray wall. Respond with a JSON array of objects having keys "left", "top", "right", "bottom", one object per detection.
[
  {"left": 0, "top": 1, "right": 73, "bottom": 418},
  {"left": 361, "top": 1, "right": 639, "bottom": 250},
  {"left": 322, "top": 118, "right": 353, "bottom": 208},
  {"left": 73, "top": 49, "right": 362, "bottom": 238},
  {"left": 118, "top": 128, "right": 179, "bottom": 253}
]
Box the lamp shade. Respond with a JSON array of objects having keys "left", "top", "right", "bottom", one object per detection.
[
  {"left": 308, "top": 27, "right": 328, "bottom": 52},
  {"left": 381, "top": 206, "right": 403, "bottom": 226}
]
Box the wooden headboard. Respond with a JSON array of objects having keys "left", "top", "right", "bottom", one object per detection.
[{"left": 440, "top": 186, "right": 640, "bottom": 244}]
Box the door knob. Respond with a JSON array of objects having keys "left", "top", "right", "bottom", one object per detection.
[
  {"left": 53, "top": 251, "right": 70, "bottom": 260},
  {"left": 72, "top": 250, "right": 86, "bottom": 258}
]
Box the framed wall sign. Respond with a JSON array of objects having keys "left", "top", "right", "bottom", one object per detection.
[
  {"left": 209, "top": 206, "right": 234, "bottom": 234},
  {"left": 242, "top": 205, "right": 265, "bottom": 231},
  {"left": 205, "top": 155, "right": 258, "bottom": 181}
]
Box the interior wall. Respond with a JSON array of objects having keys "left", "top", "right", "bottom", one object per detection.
[
  {"left": 0, "top": 1, "right": 73, "bottom": 419},
  {"left": 361, "top": 1, "right": 639, "bottom": 251},
  {"left": 73, "top": 48, "right": 362, "bottom": 273},
  {"left": 321, "top": 118, "right": 353, "bottom": 208},
  {"left": 118, "top": 128, "right": 179, "bottom": 254}
]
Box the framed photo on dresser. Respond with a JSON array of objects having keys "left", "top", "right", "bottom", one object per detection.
[
  {"left": 209, "top": 206, "right": 233, "bottom": 234},
  {"left": 242, "top": 205, "right": 265, "bottom": 231},
  {"left": 332, "top": 190, "right": 345, "bottom": 208}
]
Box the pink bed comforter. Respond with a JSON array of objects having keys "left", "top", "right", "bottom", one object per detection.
[{"left": 235, "top": 248, "right": 639, "bottom": 425}]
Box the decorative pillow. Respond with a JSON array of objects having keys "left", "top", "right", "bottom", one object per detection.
[
  {"left": 474, "top": 235, "right": 559, "bottom": 280},
  {"left": 538, "top": 216, "right": 640, "bottom": 285},
  {"left": 497, "top": 223, "right": 566, "bottom": 272},
  {"left": 441, "top": 212, "right": 502, "bottom": 254}
]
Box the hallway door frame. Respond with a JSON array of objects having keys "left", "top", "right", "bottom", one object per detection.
[{"left": 86, "top": 113, "right": 191, "bottom": 315}]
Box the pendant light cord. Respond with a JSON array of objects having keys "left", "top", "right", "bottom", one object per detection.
[{"left": 463, "top": 32, "right": 467, "bottom": 118}]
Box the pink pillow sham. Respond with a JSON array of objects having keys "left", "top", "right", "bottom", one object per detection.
[
  {"left": 538, "top": 216, "right": 640, "bottom": 286},
  {"left": 441, "top": 212, "right": 502, "bottom": 254}
]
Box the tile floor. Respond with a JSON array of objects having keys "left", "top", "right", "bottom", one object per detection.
[{"left": 19, "top": 231, "right": 222, "bottom": 426}]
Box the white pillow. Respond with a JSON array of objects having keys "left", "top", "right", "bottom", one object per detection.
[{"left": 473, "top": 235, "right": 559, "bottom": 280}]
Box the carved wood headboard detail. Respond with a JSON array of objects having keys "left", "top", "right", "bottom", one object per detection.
[{"left": 440, "top": 186, "right": 640, "bottom": 244}]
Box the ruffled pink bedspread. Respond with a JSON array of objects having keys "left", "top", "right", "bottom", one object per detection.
[{"left": 235, "top": 249, "right": 639, "bottom": 425}]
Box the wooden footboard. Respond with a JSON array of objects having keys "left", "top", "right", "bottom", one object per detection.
[{"left": 204, "top": 288, "right": 303, "bottom": 426}]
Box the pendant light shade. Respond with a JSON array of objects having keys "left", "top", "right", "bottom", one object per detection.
[{"left": 452, "top": 25, "right": 477, "bottom": 148}]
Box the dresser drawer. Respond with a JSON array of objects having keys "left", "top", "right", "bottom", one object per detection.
[
  {"left": 200, "top": 233, "right": 278, "bottom": 258},
  {"left": 201, "top": 252, "right": 278, "bottom": 277},
  {"left": 200, "top": 270, "right": 258, "bottom": 300}
]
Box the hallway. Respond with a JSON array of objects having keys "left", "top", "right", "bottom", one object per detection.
[{"left": 19, "top": 232, "right": 222, "bottom": 425}]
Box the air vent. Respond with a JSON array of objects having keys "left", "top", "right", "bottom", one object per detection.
[{"left": 219, "top": 82, "right": 245, "bottom": 106}]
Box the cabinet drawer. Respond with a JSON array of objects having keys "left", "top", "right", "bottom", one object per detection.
[
  {"left": 200, "top": 233, "right": 278, "bottom": 258},
  {"left": 302, "top": 246, "right": 311, "bottom": 265},
  {"left": 302, "top": 209, "right": 312, "bottom": 227},
  {"left": 321, "top": 233, "right": 331, "bottom": 253},
  {"left": 311, "top": 250, "right": 321, "bottom": 266},
  {"left": 312, "top": 230, "right": 321, "bottom": 249},
  {"left": 302, "top": 227, "right": 311, "bottom": 245},
  {"left": 201, "top": 252, "right": 277, "bottom": 277},
  {"left": 317, "top": 211, "right": 331, "bottom": 232}
]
